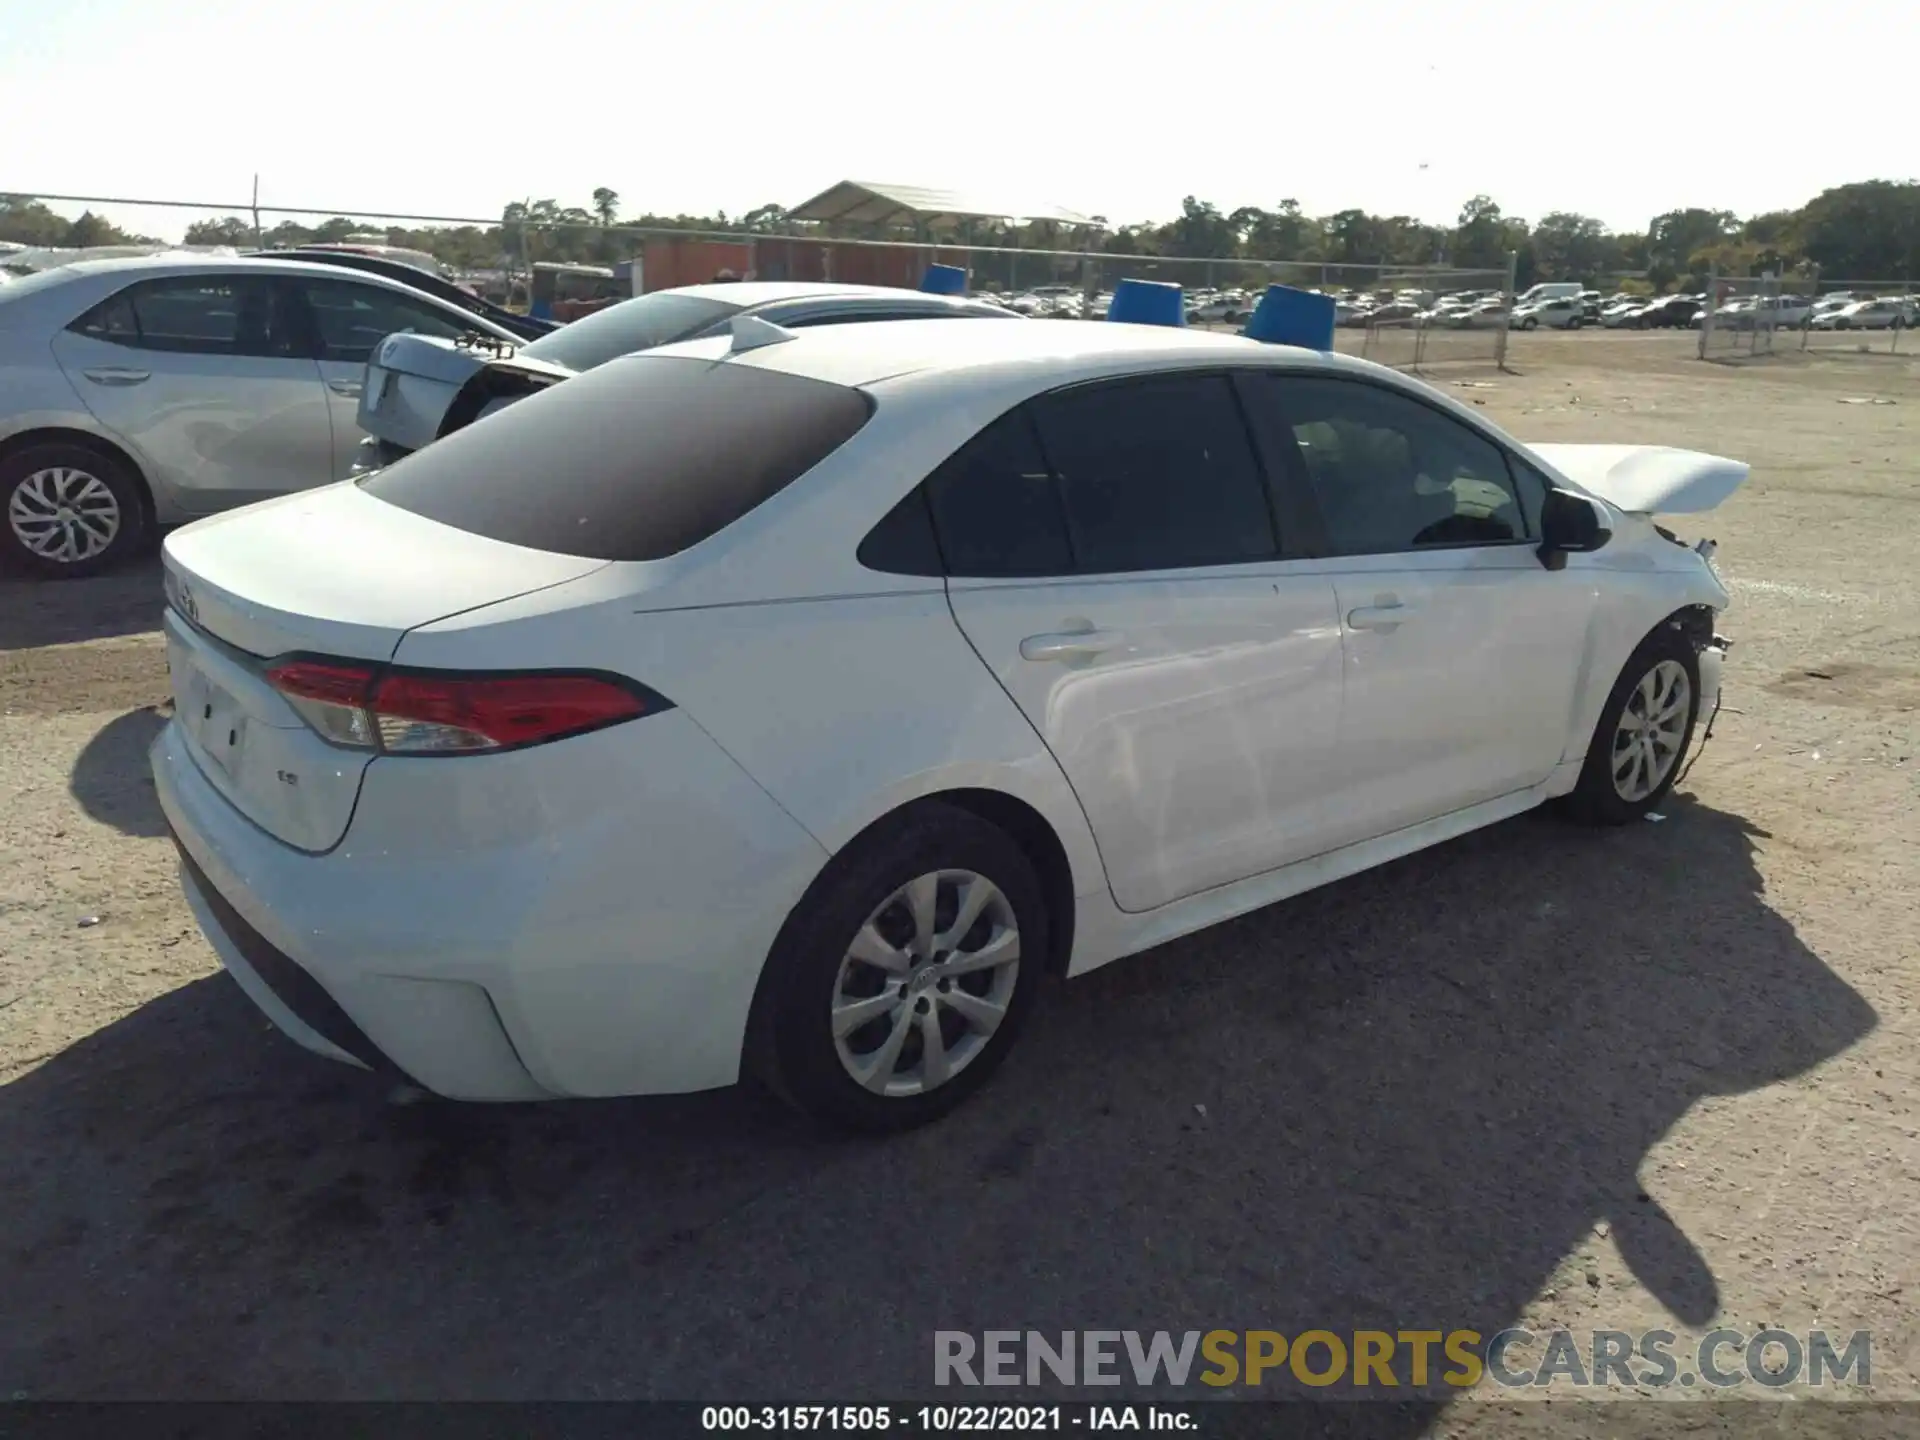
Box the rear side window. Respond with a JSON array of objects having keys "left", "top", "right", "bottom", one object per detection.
[
  {"left": 69, "top": 276, "right": 298, "bottom": 358},
  {"left": 362, "top": 356, "right": 872, "bottom": 562},
  {"left": 923, "top": 411, "right": 1074, "bottom": 577},
  {"left": 1030, "top": 373, "right": 1276, "bottom": 573}
]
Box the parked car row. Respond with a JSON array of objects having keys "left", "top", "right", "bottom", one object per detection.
[{"left": 0, "top": 255, "right": 1015, "bottom": 576}]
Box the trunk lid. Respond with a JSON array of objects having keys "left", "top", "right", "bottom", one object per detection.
[{"left": 160, "top": 482, "right": 608, "bottom": 852}]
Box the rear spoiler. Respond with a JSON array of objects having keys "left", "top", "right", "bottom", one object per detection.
[{"left": 1525, "top": 443, "right": 1748, "bottom": 516}]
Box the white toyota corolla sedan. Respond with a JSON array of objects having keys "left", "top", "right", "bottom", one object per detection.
[{"left": 153, "top": 317, "right": 1740, "bottom": 1131}]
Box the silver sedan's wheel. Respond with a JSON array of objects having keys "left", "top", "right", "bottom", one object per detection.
[
  {"left": 1611, "top": 659, "right": 1691, "bottom": 802},
  {"left": 8, "top": 466, "right": 122, "bottom": 565},
  {"left": 832, "top": 870, "right": 1021, "bottom": 1098}
]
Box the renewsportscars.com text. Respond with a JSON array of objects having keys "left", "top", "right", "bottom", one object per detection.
[{"left": 933, "top": 1329, "right": 1871, "bottom": 1391}]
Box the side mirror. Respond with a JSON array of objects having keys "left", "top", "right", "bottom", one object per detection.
[{"left": 1538, "top": 487, "right": 1612, "bottom": 571}]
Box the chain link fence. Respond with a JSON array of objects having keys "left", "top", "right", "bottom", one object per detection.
[
  {"left": 8, "top": 191, "right": 1521, "bottom": 373},
  {"left": 1697, "top": 269, "right": 1783, "bottom": 358}
]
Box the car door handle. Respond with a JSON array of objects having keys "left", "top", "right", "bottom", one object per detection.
[
  {"left": 1020, "top": 629, "right": 1125, "bottom": 662},
  {"left": 327, "top": 378, "right": 364, "bottom": 398},
  {"left": 81, "top": 366, "right": 150, "bottom": 386},
  {"left": 1346, "top": 601, "right": 1416, "bottom": 632}
]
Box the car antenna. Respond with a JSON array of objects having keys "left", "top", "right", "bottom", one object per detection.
[{"left": 728, "top": 314, "right": 798, "bottom": 354}]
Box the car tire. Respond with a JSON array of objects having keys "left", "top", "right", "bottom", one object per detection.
[
  {"left": 1520, "top": 317, "right": 1537, "bottom": 331},
  {"left": 1559, "top": 625, "right": 1702, "bottom": 827},
  {"left": 0, "top": 441, "right": 150, "bottom": 580},
  {"left": 750, "top": 801, "right": 1049, "bottom": 1133}
]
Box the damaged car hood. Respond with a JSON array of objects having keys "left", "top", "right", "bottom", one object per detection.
[{"left": 1526, "top": 443, "right": 1748, "bottom": 516}]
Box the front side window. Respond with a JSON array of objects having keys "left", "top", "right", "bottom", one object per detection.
[
  {"left": 69, "top": 276, "right": 296, "bottom": 358},
  {"left": 1257, "top": 375, "right": 1531, "bottom": 555},
  {"left": 299, "top": 280, "right": 470, "bottom": 362}
]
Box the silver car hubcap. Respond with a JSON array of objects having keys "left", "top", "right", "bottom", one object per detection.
[
  {"left": 832, "top": 870, "right": 1021, "bottom": 1098},
  {"left": 9, "top": 467, "right": 121, "bottom": 564},
  {"left": 1613, "top": 659, "right": 1691, "bottom": 802}
]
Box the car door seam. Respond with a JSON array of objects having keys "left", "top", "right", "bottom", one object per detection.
[{"left": 939, "top": 578, "right": 1119, "bottom": 904}]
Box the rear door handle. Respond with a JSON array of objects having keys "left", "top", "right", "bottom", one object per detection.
[
  {"left": 327, "top": 378, "right": 364, "bottom": 397},
  {"left": 1020, "top": 629, "right": 1125, "bottom": 662},
  {"left": 1346, "top": 601, "right": 1416, "bottom": 632},
  {"left": 82, "top": 367, "right": 150, "bottom": 386}
]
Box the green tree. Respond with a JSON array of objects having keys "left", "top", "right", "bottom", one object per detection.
[
  {"left": 1452, "top": 195, "right": 1514, "bottom": 271},
  {"left": 1160, "top": 196, "right": 1238, "bottom": 258},
  {"left": 1530, "top": 212, "right": 1620, "bottom": 282},
  {"left": 0, "top": 195, "right": 75, "bottom": 245},
  {"left": 1798, "top": 181, "right": 1920, "bottom": 281},
  {"left": 1646, "top": 207, "right": 1738, "bottom": 286},
  {"left": 184, "top": 216, "right": 258, "bottom": 247}
]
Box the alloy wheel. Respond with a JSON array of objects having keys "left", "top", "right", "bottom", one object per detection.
[
  {"left": 8, "top": 467, "right": 121, "bottom": 565},
  {"left": 1612, "top": 659, "right": 1691, "bottom": 802},
  {"left": 831, "top": 870, "right": 1021, "bottom": 1098}
]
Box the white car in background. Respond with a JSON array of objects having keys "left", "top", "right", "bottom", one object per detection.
[
  {"left": 1809, "top": 297, "right": 1913, "bottom": 330},
  {"left": 1449, "top": 299, "right": 1512, "bottom": 329},
  {"left": 0, "top": 253, "right": 522, "bottom": 576},
  {"left": 1512, "top": 297, "right": 1586, "bottom": 330},
  {"left": 154, "top": 318, "right": 1740, "bottom": 1131}
]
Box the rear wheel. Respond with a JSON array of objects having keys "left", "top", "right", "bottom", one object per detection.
[
  {"left": 0, "top": 442, "right": 149, "bottom": 579},
  {"left": 1561, "top": 626, "right": 1700, "bottom": 826},
  {"left": 751, "top": 802, "right": 1048, "bottom": 1132}
]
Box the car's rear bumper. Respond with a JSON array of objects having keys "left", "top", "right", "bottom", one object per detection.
[{"left": 152, "top": 709, "right": 831, "bottom": 1100}]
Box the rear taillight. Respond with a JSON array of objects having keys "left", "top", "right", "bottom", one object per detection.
[{"left": 266, "top": 661, "right": 654, "bottom": 754}]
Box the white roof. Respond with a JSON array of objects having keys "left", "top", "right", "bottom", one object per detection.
[
  {"left": 663, "top": 280, "right": 934, "bottom": 306},
  {"left": 640, "top": 315, "right": 1318, "bottom": 392}
]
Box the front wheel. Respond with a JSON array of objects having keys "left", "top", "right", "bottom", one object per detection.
[
  {"left": 0, "top": 442, "right": 149, "bottom": 579},
  {"left": 1560, "top": 626, "right": 1701, "bottom": 826},
  {"left": 750, "top": 802, "right": 1048, "bottom": 1132},
  {"left": 1520, "top": 317, "right": 1538, "bottom": 331}
]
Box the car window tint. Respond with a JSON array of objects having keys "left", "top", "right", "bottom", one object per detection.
[
  {"left": 70, "top": 277, "right": 296, "bottom": 358},
  {"left": 1029, "top": 373, "right": 1275, "bottom": 573},
  {"left": 362, "top": 355, "right": 872, "bottom": 562},
  {"left": 300, "top": 279, "right": 470, "bottom": 362},
  {"left": 521, "top": 292, "right": 740, "bottom": 371},
  {"left": 1262, "top": 376, "right": 1528, "bottom": 553},
  {"left": 856, "top": 487, "right": 944, "bottom": 576},
  {"left": 924, "top": 410, "right": 1073, "bottom": 577},
  {"left": 1503, "top": 454, "right": 1551, "bottom": 539}
]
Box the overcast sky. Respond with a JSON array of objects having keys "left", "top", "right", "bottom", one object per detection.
[{"left": 6, "top": 0, "right": 1911, "bottom": 242}]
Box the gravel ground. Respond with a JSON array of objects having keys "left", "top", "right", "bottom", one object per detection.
[{"left": 1, "top": 331, "right": 1915, "bottom": 1431}]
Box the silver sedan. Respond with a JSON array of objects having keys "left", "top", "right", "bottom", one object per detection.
[{"left": 0, "top": 253, "right": 521, "bottom": 577}]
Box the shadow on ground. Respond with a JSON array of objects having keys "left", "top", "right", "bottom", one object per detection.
[
  {"left": 0, "top": 555, "right": 164, "bottom": 651},
  {"left": 0, "top": 796, "right": 1875, "bottom": 1419},
  {"left": 68, "top": 707, "right": 169, "bottom": 838}
]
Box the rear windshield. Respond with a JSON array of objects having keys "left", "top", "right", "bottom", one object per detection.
[
  {"left": 361, "top": 355, "right": 873, "bottom": 561},
  {"left": 519, "top": 292, "right": 740, "bottom": 372}
]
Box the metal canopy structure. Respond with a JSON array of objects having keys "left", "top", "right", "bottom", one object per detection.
[{"left": 788, "top": 180, "right": 1097, "bottom": 231}]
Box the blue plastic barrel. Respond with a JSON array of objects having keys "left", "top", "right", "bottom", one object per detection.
[
  {"left": 1243, "top": 284, "right": 1335, "bottom": 350},
  {"left": 922, "top": 264, "right": 968, "bottom": 296},
  {"left": 1106, "top": 278, "right": 1185, "bottom": 327}
]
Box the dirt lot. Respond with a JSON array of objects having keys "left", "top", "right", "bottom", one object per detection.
[{"left": 2, "top": 332, "right": 1916, "bottom": 1428}]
